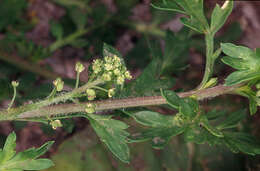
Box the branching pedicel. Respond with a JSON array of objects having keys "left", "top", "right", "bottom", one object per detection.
[{"left": 1, "top": 0, "right": 260, "bottom": 169}]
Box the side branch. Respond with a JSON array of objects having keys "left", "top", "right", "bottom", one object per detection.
[{"left": 17, "top": 84, "right": 241, "bottom": 119}]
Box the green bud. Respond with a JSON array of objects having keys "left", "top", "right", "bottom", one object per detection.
[
  {"left": 53, "top": 78, "right": 64, "bottom": 91},
  {"left": 85, "top": 103, "right": 96, "bottom": 113},
  {"left": 256, "top": 83, "right": 260, "bottom": 89},
  {"left": 124, "top": 71, "right": 132, "bottom": 80},
  {"left": 11, "top": 81, "right": 19, "bottom": 87},
  {"left": 117, "top": 76, "right": 125, "bottom": 85},
  {"left": 86, "top": 88, "right": 96, "bottom": 100},
  {"left": 102, "top": 72, "right": 112, "bottom": 81},
  {"left": 108, "top": 88, "right": 115, "bottom": 98},
  {"left": 75, "top": 62, "right": 85, "bottom": 73},
  {"left": 50, "top": 120, "right": 62, "bottom": 130}
]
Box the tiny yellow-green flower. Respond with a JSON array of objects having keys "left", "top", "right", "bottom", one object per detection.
[{"left": 85, "top": 103, "right": 96, "bottom": 113}]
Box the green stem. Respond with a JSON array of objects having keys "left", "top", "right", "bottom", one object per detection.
[
  {"left": 46, "top": 88, "right": 57, "bottom": 100},
  {"left": 198, "top": 33, "right": 215, "bottom": 89},
  {"left": 75, "top": 72, "right": 80, "bottom": 89},
  {"left": 92, "top": 86, "right": 108, "bottom": 92},
  {"left": 0, "top": 79, "right": 104, "bottom": 120},
  {"left": 49, "top": 29, "right": 88, "bottom": 52},
  {"left": 7, "top": 86, "right": 17, "bottom": 110}
]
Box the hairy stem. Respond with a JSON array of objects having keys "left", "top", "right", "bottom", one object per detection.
[
  {"left": 198, "top": 33, "right": 215, "bottom": 89},
  {"left": 0, "top": 79, "right": 104, "bottom": 120},
  {"left": 11, "top": 84, "right": 242, "bottom": 120}
]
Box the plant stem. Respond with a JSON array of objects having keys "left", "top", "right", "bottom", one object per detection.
[
  {"left": 12, "top": 83, "right": 242, "bottom": 120},
  {"left": 198, "top": 33, "right": 215, "bottom": 89},
  {"left": 75, "top": 72, "right": 80, "bottom": 89},
  {"left": 0, "top": 51, "right": 62, "bottom": 80},
  {"left": 7, "top": 86, "right": 17, "bottom": 110},
  {"left": 49, "top": 29, "right": 88, "bottom": 52},
  {"left": 0, "top": 79, "right": 104, "bottom": 120}
]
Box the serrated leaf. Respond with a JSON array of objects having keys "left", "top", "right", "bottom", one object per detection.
[
  {"left": 217, "top": 110, "right": 246, "bottom": 130},
  {"left": 151, "top": 0, "right": 186, "bottom": 14},
  {"left": 180, "top": 17, "right": 204, "bottom": 33},
  {"left": 210, "top": 1, "right": 233, "bottom": 35},
  {"left": 0, "top": 132, "right": 54, "bottom": 170},
  {"left": 87, "top": 114, "right": 130, "bottom": 163},
  {"left": 221, "top": 43, "right": 260, "bottom": 86},
  {"left": 224, "top": 132, "right": 260, "bottom": 155},
  {"left": 124, "top": 111, "right": 173, "bottom": 127}
]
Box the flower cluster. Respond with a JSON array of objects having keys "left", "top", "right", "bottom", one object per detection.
[{"left": 92, "top": 55, "right": 132, "bottom": 85}]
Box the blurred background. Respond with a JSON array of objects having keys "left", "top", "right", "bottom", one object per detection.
[{"left": 0, "top": 0, "right": 260, "bottom": 170}]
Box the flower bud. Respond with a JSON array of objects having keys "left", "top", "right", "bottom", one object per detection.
[
  {"left": 124, "top": 71, "right": 132, "bottom": 80},
  {"left": 117, "top": 76, "right": 125, "bottom": 85},
  {"left": 75, "top": 62, "right": 85, "bottom": 73},
  {"left": 86, "top": 88, "right": 96, "bottom": 100},
  {"left": 11, "top": 81, "right": 19, "bottom": 87},
  {"left": 53, "top": 78, "right": 64, "bottom": 91},
  {"left": 108, "top": 88, "right": 115, "bottom": 98},
  {"left": 50, "top": 120, "right": 62, "bottom": 130},
  {"left": 102, "top": 72, "right": 112, "bottom": 81},
  {"left": 85, "top": 103, "right": 96, "bottom": 113}
]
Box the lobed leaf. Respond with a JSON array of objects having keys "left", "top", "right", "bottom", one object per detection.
[
  {"left": 87, "top": 114, "right": 130, "bottom": 163},
  {"left": 0, "top": 132, "right": 54, "bottom": 171},
  {"left": 210, "top": 1, "right": 233, "bottom": 35}
]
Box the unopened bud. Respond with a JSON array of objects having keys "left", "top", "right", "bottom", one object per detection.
[
  {"left": 86, "top": 89, "right": 96, "bottom": 100},
  {"left": 11, "top": 81, "right": 19, "bottom": 87},
  {"left": 75, "top": 62, "right": 85, "bottom": 73},
  {"left": 50, "top": 120, "right": 62, "bottom": 130},
  {"left": 53, "top": 78, "right": 64, "bottom": 91},
  {"left": 85, "top": 103, "right": 96, "bottom": 114}
]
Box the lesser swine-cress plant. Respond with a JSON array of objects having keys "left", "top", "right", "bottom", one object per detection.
[{"left": 1, "top": 0, "right": 260, "bottom": 169}]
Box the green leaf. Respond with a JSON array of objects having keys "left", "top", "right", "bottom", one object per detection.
[
  {"left": 0, "top": 132, "right": 16, "bottom": 164},
  {"left": 183, "top": 125, "right": 207, "bottom": 144},
  {"left": 129, "top": 126, "right": 185, "bottom": 149},
  {"left": 200, "top": 116, "right": 224, "bottom": 138},
  {"left": 87, "top": 114, "right": 130, "bottom": 163},
  {"left": 210, "top": 1, "right": 233, "bottom": 35},
  {"left": 161, "top": 90, "right": 181, "bottom": 109},
  {"left": 68, "top": 6, "right": 87, "bottom": 30},
  {"left": 161, "top": 30, "right": 190, "bottom": 75},
  {"left": 180, "top": 17, "right": 204, "bottom": 33},
  {"left": 0, "top": 132, "right": 54, "bottom": 170},
  {"left": 235, "top": 86, "right": 258, "bottom": 115},
  {"left": 221, "top": 43, "right": 260, "bottom": 86},
  {"left": 103, "top": 43, "right": 123, "bottom": 59},
  {"left": 224, "top": 132, "right": 260, "bottom": 155},
  {"left": 50, "top": 21, "right": 64, "bottom": 40},
  {"left": 217, "top": 110, "right": 246, "bottom": 130},
  {"left": 151, "top": 0, "right": 186, "bottom": 14},
  {"left": 175, "top": 0, "right": 208, "bottom": 31},
  {"left": 124, "top": 111, "right": 173, "bottom": 127}
]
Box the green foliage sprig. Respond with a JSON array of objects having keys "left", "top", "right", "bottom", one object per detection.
[{"left": 1, "top": 0, "right": 260, "bottom": 168}]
